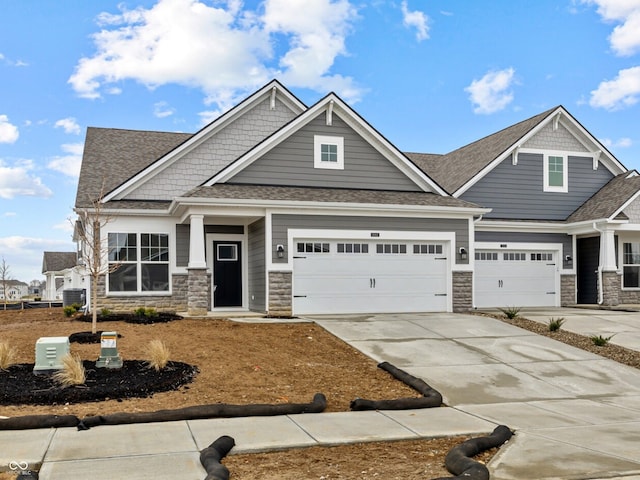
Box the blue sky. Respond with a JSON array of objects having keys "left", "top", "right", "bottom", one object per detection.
[{"left": 1, "top": 0, "right": 640, "bottom": 282}]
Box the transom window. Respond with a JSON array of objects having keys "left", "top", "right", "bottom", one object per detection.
[
  {"left": 544, "top": 154, "right": 568, "bottom": 193},
  {"left": 314, "top": 135, "right": 344, "bottom": 170},
  {"left": 376, "top": 243, "right": 407, "bottom": 254},
  {"left": 108, "top": 233, "right": 169, "bottom": 293},
  {"left": 413, "top": 244, "right": 443, "bottom": 255},
  {"left": 297, "top": 242, "right": 330, "bottom": 253},
  {"left": 623, "top": 242, "right": 640, "bottom": 288},
  {"left": 337, "top": 243, "right": 369, "bottom": 254}
]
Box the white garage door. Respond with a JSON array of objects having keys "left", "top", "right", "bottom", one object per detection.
[
  {"left": 474, "top": 249, "right": 558, "bottom": 308},
  {"left": 293, "top": 239, "right": 449, "bottom": 315}
]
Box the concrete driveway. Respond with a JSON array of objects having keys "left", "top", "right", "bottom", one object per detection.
[{"left": 314, "top": 309, "right": 640, "bottom": 480}]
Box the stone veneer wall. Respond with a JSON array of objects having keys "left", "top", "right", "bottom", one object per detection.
[
  {"left": 561, "top": 274, "right": 576, "bottom": 306},
  {"left": 452, "top": 271, "right": 472, "bottom": 312},
  {"left": 187, "top": 268, "right": 209, "bottom": 315},
  {"left": 268, "top": 271, "right": 292, "bottom": 317},
  {"left": 95, "top": 274, "right": 188, "bottom": 312},
  {"left": 601, "top": 271, "right": 621, "bottom": 306}
]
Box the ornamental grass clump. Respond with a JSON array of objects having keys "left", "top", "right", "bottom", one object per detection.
[
  {"left": 0, "top": 341, "right": 17, "bottom": 370},
  {"left": 548, "top": 317, "right": 565, "bottom": 332},
  {"left": 145, "top": 339, "right": 170, "bottom": 371},
  {"left": 498, "top": 306, "right": 521, "bottom": 319},
  {"left": 53, "top": 354, "right": 86, "bottom": 386},
  {"left": 590, "top": 334, "right": 615, "bottom": 347}
]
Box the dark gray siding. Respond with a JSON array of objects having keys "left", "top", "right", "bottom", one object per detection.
[
  {"left": 175, "top": 224, "right": 245, "bottom": 267},
  {"left": 475, "top": 231, "right": 573, "bottom": 269},
  {"left": 272, "top": 214, "right": 469, "bottom": 265},
  {"left": 461, "top": 154, "right": 614, "bottom": 220},
  {"left": 229, "top": 113, "right": 422, "bottom": 192},
  {"left": 248, "top": 219, "right": 266, "bottom": 312}
]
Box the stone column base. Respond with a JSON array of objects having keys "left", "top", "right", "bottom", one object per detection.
[
  {"left": 452, "top": 271, "right": 472, "bottom": 312},
  {"left": 601, "top": 270, "right": 621, "bottom": 307},
  {"left": 268, "top": 271, "right": 292, "bottom": 317},
  {"left": 187, "top": 268, "right": 209, "bottom": 316}
]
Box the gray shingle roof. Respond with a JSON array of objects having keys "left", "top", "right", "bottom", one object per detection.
[
  {"left": 566, "top": 172, "right": 640, "bottom": 223},
  {"left": 75, "top": 127, "right": 192, "bottom": 208},
  {"left": 407, "top": 107, "right": 558, "bottom": 193},
  {"left": 182, "top": 184, "right": 482, "bottom": 209},
  {"left": 42, "top": 252, "right": 77, "bottom": 274}
]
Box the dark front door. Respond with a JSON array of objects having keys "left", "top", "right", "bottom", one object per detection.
[
  {"left": 577, "top": 236, "right": 599, "bottom": 304},
  {"left": 213, "top": 241, "right": 242, "bottom": 307}
]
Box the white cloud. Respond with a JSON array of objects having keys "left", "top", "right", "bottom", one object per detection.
[
  {"left": 582, "top": 0, "right": 640, "bottom": 56},
  {"left": 0, "top": 159, "right": 53, "bottom": 199},
  {"left": 3, "top": 212, "right": 17, "bottom": 217},
  {"left": 47, "top": 143, "right": 84, "bottom": 178},
  {"left": 602, "top": 136, "right": 633, "bottom": 148},
  {"left": 464, "top": 68, "right": 516, "bottom": 114},
  {"left": 0, "top": 115, "right": 19, "bottom": 143},
  {"left": 401, "top": 1, "right": 430, "bottom": 41},
  {"left": 68, "top": 0, "right": 362, "bottom": 109},
  {"left": 54, "top": 117, "right": 81, "bottom": 135},
  {"left": 590, "top": 65, "right": 640, "bottom": 109},
  {"left": 154, "top": 101, "right": 175, "bottom": 118}
]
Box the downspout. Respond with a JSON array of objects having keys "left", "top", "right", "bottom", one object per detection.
[
  {"left": 592, "top": 222, "right": 604, "bottom": 305},
  {"left": 471, "top": 215, "right": 483, "bottom": 310}
]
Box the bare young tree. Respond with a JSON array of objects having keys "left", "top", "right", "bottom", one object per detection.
[
  {"left": 73, "top": 183, "right": 119, "bottom": 334},
  {"left": 0, "top": 257, "right": 11, "bottom": 309}
]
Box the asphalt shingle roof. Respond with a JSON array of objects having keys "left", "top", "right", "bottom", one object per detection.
[
  {"left": 182, "top": 184, "right": 481, "bottom": 209},
  {"left": 75, "top": 127, "right": 193, "bottom": 208},
  {"left": 566, "top": 172, "right": 640, "bottom": 223},
  {"left": 42, "top": 252, "right": 77, "bottom": 274},
  {"left": 406, "top": 107, "right": 558, "bottom": 193}
]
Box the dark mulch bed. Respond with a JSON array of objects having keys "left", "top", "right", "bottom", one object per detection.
[
  {"left": 68, "top": 331, "right": 123, "bottom": 344},
  {"left": 0, "top": 360, "right": 198, "bottom": 406},
  {"left": 76, "top": 312, "right": 182, "bottom": 325}
]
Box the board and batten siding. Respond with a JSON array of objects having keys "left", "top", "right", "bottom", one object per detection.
[
  {"left": 248, "top": 219, "right": 266, "bottom": 312},
  {"left": 175, "top": 224, "right": 245, "bottom": 267},
  {"left": 475, "top": 231, "right": 573, "bottom": 269},
  {"left": 229, "top": 113, "right": 422, "bottom": 192},
  {"left": 271, "top": 214, "right": 469, "bottom": 264},
  {"left": 461, "top": 153, "right": 614, "bottom": 220}
]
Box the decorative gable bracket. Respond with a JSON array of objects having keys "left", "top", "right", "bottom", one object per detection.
[
  {"left": 326, "top": 100, "right": 334, "bottom": 126},
  {"left": 593, "top": 150, "right": 601, "bottom": 170},
  {"left": 512, "top": 145, "right": 520, "bottom": 165}
]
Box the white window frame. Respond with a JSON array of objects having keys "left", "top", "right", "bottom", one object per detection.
[
  {"left": 107, "top": 232, "right": 170, "bottom": 294},
  {"left": 622, "top": 241, "right": 640, "bottom": 289},
  {"left": 314, "top": 135, "right": 344, "bottom": 170},
  {"left": 543, "top": 153, "right": 568, "bottom": 193}
]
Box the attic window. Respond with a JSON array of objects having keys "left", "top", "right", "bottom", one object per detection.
[
  {"left": 314, "top": 135, "right": 344, "bottom": 170},
  {"left": 544, "top": 154, "right": 568, "bottom": 193}
]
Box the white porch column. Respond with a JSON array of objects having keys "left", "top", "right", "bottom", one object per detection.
[
  {"left": 599, "top": 227, "right": 617, "bottom": 271},
  {"left": 188, "top": 214, "right": 207, "bottom": 269}
]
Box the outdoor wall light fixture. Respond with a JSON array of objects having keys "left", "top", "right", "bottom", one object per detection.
[
  {"left": 459, "top": 247, "right": 468, "bottom": 261},
  {"left": 276, "top": 244, "right": 285, "bottom": 258},
  {"left": 565, "top": 255, "right": 572, "bottom": 263}
]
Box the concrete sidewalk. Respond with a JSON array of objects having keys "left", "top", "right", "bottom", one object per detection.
[{"left": 3, "top": 308, "right": 640, "bottom": 479}]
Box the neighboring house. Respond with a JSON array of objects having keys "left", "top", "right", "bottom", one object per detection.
[
  {"left": 41, "top": 251, "right": 83, "bottom": 301},
  {"left": 74, "top": 80, "right": 640, "bottom": 315},
  {"left": 0, "top": 280, "right": 29, "bottom": 300}
]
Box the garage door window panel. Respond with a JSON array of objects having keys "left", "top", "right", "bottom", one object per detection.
[
  {"left": 623, "top": 242, "right": 640, "bottom": 288},
  {"left": 337, "top": 243, "right": 369, "bottom": 253},
  {"left": 376, "top": 243, "right": 407, "bottom": 254},
  {"left": 414, "top": 244, "right": 443, "bottom": 255}
]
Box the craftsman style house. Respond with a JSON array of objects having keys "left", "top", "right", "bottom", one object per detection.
[{"left": 74, "top": 80, "right": 640, "bottom": 315}]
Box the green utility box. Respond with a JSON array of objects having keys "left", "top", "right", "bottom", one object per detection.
[
  {"left": 96, "top": 331, "right": 123, "bottom": 369},
  {"left": 33, "top": 336, "right": 70, "bottom": 374}
]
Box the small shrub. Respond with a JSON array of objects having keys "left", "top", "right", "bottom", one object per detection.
[
  {"left": 100, "top": 307, "right": 112, "bottom": 316},
  {"left": 0, "top": 341, "right": 17, "bottom": 370},
  {"left": 499, "top": 306, "right": 521, "bottom": 319},
  {"left": 590, "top": 334, "right": 615, "bottom": 347},
  {"left": 548, "top": 317, "right": 565, "bottom": 332},
  {"left": 134, "top": 307, "right": 147, "bottom": 317},
  {"left": 144, "top": 307, "right": 158, "bottom": 318},
  {"left": 144, "top": 339, "right": 170, "bottom": 371},
  {"left": 63, "top": 305, "right": 77, "bottom": 317},
  {"left": 70, "top": 303, "right": 83, "bottom": 311},
  {"left": 53, "top": 354, "right": 86, "bottom": 386}
]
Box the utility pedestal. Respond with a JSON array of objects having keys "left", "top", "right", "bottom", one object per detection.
[{"left": 96, "top": 331, "right": 123, "bottom": 369}]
